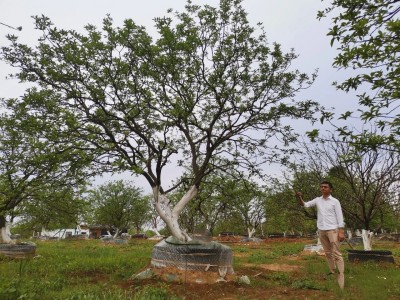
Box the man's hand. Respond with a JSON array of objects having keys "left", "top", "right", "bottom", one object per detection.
[
  {"left": 338, "top": 228, "right": 345, "bottom": 242},
  {"left": 295, "top": 191, "right": 305, "bottom": 206}
]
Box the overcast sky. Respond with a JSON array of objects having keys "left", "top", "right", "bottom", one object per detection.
[
  {"left": 0, "top": 0, "right": 355, "bottom": 106},
  {"left": 0, "top": 0, "right": 361, "bottom": 190}
]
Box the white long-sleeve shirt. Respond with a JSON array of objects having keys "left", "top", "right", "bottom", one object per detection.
[{"left": 304, "top": 195, "right": 345, "bottom": 230}]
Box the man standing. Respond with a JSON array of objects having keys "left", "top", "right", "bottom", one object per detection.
[{"left": 295, "top": 181, "right": 345, "bottom": 290}]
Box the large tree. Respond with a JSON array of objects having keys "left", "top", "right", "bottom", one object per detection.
[
  {"left": 0, "top": 102, "right": 91, "bottom": 243},
  {"left": 318, "top": 0, "right": 400, "bottom": 150},
  {"left": 1, "top": 0, "right": 319, "bottom": 241}
]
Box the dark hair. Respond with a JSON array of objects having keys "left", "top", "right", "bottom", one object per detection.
[{"left": 320, "top": 180, "right": 333, "bottom": 189}]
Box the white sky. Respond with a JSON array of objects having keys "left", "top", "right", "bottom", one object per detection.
[{"left": 0, "top": 0, "right": 362, "bottom": 192}]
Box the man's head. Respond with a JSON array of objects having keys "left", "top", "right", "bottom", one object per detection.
[{"left": 320, "top": 180, "right": 333, "bottom": 197}]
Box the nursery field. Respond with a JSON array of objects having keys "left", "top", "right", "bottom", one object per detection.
[{"left": 0, "top": 237, "right": 399, "bottom": 300}]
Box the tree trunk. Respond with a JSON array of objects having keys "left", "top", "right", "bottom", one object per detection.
[
  {"left": 247, "top": 227, "right": 255, "bottom": 238},
  {"left": 0, "top": 215, "right": 14, "bottom": 244},
  {"left": 153, "top": 185, "right": 198, "bottom": 242},
  {"left": 347, "top": 230, "right": 353, "bottom": 240},
  {"left": 41, "top": 226, "right": 47, "bottom": 237},
  {"left": 362, "top": 229, "right": 373, "bottom": 250}
]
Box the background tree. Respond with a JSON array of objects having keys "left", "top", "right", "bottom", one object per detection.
[
  {"left": 369, "top": 201, "right": 400, "bottom": 232},
  {"left": 14, "top": 186, "right": 87, "bottom": 236},
  {"left": 226, "top": 180, "right": 266, "bottom": 237},
  {"left": 0, "top": 102, "right": 91, "bottom": 243},
  {"left": 176, "top": 173, "right": 238, "bottom": 235},
  {"left": 147, "top": 207, "right": 165, "bottom": 237},
  {"left": 131, "top": 194, "right": 153, "bottom": 234},
  {"left": 292, "top": 134, "right": 400, "bottom": 230},
  {"left": 87, "top": 180, "right": 150, "bottom": 236},
  {"left": 174, "top": 173, "right": 266, "bottom": 237},
  {"left": 1, "top": 0, "right": 319, "bottom": 241},
  {"left": 262, "top": 176, "right": 319, "bottom": 235},
  {"left": 318, "top": 0, "right": 400, "bottom": 151}
]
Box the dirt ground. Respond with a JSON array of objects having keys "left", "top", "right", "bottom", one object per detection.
[
  {"left": 126, "top": 268, "right": 334, "bottom": 300},
  {"left": 124, "top": 238, "right": 340, "bottom": 299}
]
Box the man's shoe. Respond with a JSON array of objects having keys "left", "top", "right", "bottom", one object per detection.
[{"left": 323, "top": 271, "right": 335, "bottom": 279}]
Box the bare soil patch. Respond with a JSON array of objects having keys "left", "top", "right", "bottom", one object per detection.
[
  {"left": 124, "top": 238, "right": 340, "bottom": 299},
  {"left": 243, "top": 263, "right": 301, "bottom": 272},
  {"left": 151, "top": 266, "right": 237, "bottom": 284},
  {"left": 126, "top": 277, "right": 335, "bottom": 300}
]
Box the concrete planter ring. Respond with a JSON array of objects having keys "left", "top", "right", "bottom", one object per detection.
[
  {"left": 0, "top": 242, "right": 37, "bottom": 258},
  {"left": 151, "top": 237, "right": 234, "bottom": 277},
  {"left": 347, "top": 249, "right": 395, "bottom": 263}
]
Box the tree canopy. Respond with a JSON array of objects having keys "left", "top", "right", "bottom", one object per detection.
[
  {"left": 318, "top": 0, "right": 400, "bottom": 151},
  {"left": 0, "top": 100, "right": 91, "bottom": 243},
  {"left": 16, "top": 186, "right": 87, "bottom": 233}
]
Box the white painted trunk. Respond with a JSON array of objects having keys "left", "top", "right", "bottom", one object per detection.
[
  {"left": 0, "top": 223, "right": 15, "bottom": 244},
  {"left": 153, "top": 185, "right": 197, "bottom": 242},
  {"left": 362, "top": 229, "right": 373, "bottom": 250},
  {"left": 347, "top": 230, "right": 352, "bottom": 240},
  {"left": 247, "top": 227, "right": 255, "bottom": 238}
]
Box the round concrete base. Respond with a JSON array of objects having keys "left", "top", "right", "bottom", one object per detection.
[
  {"left": 151, "top": 237, "right": 234, "bottom": 277},
  {"left": 0, "top": 243, "right": 36, "bottom": 258},
  {"left": 347, "top": 249, "right": 394, "bottom": 263}
]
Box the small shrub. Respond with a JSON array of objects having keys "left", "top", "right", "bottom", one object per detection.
[{"left": 144, "top": 230, "right": 156, "bottom": 237}]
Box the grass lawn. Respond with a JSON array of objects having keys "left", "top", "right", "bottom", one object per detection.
[{"left": 0, "top": 237, "right": 399, "bottom": 299}]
